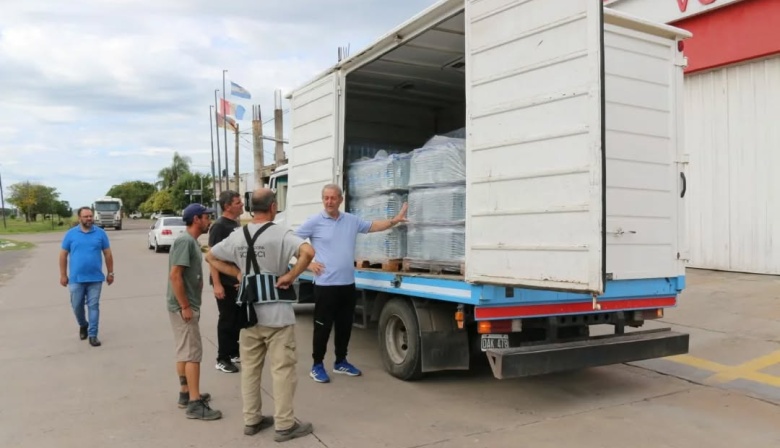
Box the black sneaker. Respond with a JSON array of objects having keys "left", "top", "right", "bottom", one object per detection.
[
  {"left": 244, "top": 416, "right": 275, "bottom": 435},
  {"left": 89, "top": 337, "right": 101, "bottom": 347},
  {"left": 215, "top": 360, "right": 239, "bottom": 373},
  {"left": 185, "top": 399, "right": 222, "bottom": 420},
  {"left": 274, "top": 421, "right": 313, "bottom": 443},
  {"left": 79, "top": 326, "right": 88, "bottom": 340},
  {"left": 178, "top": 392, "right": 211, "bottom": 409}
]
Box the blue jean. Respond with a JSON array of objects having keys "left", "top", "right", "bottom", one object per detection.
[{"left": 69, "top": 282, "right": 103, "bottom": 337}]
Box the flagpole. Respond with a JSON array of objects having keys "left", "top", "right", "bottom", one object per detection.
[
  {"left": 209, "top": 105, "right": 219, "bottom": 216},
  {"left": 213, "top": 89, "right": 222, "bottom": 196},
  {"left": 222, "top": 69, "right": 229, "bottom": 191}
]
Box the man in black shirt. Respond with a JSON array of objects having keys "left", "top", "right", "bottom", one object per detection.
[{"left": 208, "top": 190, "right": 244, "bottom": 373}]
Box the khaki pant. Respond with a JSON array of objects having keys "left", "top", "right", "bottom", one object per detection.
[{"left": 240, "top": 324, "right": 298, "bottom": 430}]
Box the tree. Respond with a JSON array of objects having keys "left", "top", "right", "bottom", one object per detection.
[
  {"left": 6, "top": 182, "right": 60, "bottom": 222},
  {"left": 157, "top": 152, "right": 192, "bottom": 190},
  {"left": 106, "top": 181, "right": 156, "bottom": 213},
  {"left": 54, "top": 200, "right": 72, "bottom": 218},
  {"left": 141, "top": 190, "right": 175, "bottom": 213},
  {"left": 171, "top": 172, "right": 214, "bottom": 211}
]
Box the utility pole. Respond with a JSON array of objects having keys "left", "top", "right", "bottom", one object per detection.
[
  {"left": 222, "top": 69, "right": 229, "bottom": 193},
  {"left": 0, "top": 168, "right": 6, "bottom": 229},
  {"left": 253, "top": 105, "right": 265, "bottom": 189},
  {"left": 213, "top": 89, "right": 222, "bottom": 195},
  {"left": 234, "top": 122, "right": 240, "bottom": 192},
  {"left": 274, "top": 89, "right": 285, "bottom": 165},
  {"left": 208, "top": 105, "right": 219, "bottom": 216}
]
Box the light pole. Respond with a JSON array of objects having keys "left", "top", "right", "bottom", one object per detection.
[{"left": 222, "top": 69, "right": 229, "bottom": 190}]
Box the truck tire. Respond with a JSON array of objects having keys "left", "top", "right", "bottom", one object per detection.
[
  {"left": 378, "top": 298, "right": 423, "bottom": 381},
  {"left": 115, "top": 225, "right": 122, "bottom": 230}
]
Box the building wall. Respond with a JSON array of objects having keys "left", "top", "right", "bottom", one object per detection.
[{"left": 684, "top": 56, "right": 780, "bottom": 274}]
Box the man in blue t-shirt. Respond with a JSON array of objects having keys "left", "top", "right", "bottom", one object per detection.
[
  {"left": 296, "top": 184, "right": 407, "bottom": 383},
  {"left": 59, "top": 206, "right": 114, "bottom": 347}
]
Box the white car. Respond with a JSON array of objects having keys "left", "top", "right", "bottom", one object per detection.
[
  {"left": 129, "top": 211, "right": 143, "bottom": 219},
  {"left": 147, "top": 217, "right": 187, "bottom": 253}
]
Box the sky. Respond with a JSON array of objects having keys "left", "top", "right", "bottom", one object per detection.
[{"left": 0, "top": 0, "right": 439, "bottom": 210}]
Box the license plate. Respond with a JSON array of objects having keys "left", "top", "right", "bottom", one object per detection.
[{"left": 481, "top": 334, "right": 509, "bottom": 351}]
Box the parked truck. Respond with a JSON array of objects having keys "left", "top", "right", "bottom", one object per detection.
[
  {"left": 92, "top": 196, "right": 123, "bottom": 230},
  {"left": 277, "top": 0, "right": 692, "bottom": 380}
]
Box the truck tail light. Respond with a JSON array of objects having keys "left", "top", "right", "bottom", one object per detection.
[
  {"left": 678, "top": 40, "right": 684, "bottom": 52},
  {"left": 478, "top": 320, "right": 511, "bottom": 334},
  {"left": 162, "top": 229, "right": 173, "bottom": 235}
]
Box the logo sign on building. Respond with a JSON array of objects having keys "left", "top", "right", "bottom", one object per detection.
[{"left": 605, "top": 0, "right": 745, "bottom": 23}]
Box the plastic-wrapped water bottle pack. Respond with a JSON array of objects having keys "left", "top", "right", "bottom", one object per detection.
[
  {"left": 406, "top": 226, "right": 465, "bottom": 262},
  {"left": 408, "top": 185, "right": 465, "bottom": 225},
  {"left": 349, "top": 193, "right": 407, "bottom": 222},
  {"left": 347, "top": 152, "right": 411, "bottom": 198},
  {"left": 408, "top": 136, "right": 466, "bottom": 188},
  {"left": 355, "top": 227, "right": 407, "bottom": 262}
]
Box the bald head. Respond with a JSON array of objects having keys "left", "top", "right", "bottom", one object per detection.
[{"left": 250, "top": 188, "right": 276, "bottom": 212}]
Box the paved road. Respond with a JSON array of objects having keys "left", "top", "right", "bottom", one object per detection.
[{"left": 1, "top": 221, "right": 779, "bottom": 448}]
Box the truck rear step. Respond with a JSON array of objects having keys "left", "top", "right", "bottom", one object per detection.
[{"left": 485, "top": 328, "right": 689, "bottom": 379}]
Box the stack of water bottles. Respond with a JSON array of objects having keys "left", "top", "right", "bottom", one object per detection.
[
  {"left": 347, "top": 150, "right": 411, "bottom": 262},
  {"left": 406, "top": 132, "right": 467, "bottom": 269}
]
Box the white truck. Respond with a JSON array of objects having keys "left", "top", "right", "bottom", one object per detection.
[
  {"left": 92, "top": 196, "right": 123, "bottom": 230},
  {"left": 280, "top": 0, "right": 692, "bottom": 380}
]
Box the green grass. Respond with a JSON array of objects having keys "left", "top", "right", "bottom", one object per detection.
[
  {"left": 0, "top": 218, "right": 70, "bottom": 235},
  {"left": 0, "top": 238, "right": 35, "bottom": 251}
]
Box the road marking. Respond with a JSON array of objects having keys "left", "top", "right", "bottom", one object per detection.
[{"left": 667, "top": 351, "right": 780, "bottom": 388}]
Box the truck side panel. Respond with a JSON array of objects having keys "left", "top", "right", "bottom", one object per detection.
[
  {"left": 464, "top": 0, "right": 606, "bottom": 293},
  {"left": 287, "top": 73, "right": 341, "bottom": 228},
  {"left": 603, "top": 22, "right": 686, "bottom": 280}
]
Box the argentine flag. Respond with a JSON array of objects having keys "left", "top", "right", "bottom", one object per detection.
[{"left": 230, "top": 81, "right": 251, "bottom": 99}]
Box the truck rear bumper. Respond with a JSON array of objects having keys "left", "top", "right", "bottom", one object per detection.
[{"left": 485, "top": 328, "right": 688, "bottom": 379}]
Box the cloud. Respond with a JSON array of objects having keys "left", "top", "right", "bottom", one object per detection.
[{"left": 0, "top": 0, "right": 439, "bottom": 208}]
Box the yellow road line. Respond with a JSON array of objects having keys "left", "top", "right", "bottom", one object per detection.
[
  {"left": 710, "top": 351, "right": 780, "bottom": 384},
  {"left": 665, "top": 351, "right": 780, "bottom": 388}
]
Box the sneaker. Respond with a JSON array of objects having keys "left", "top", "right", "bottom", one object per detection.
[
  {"left": 244, "top": 416, "right": 275, "bottom": 435},
  {"left": 178, "top": 392, "right": 211, "bottom": 409},
  {"left": 231, "top": 356, "right": 241, "bottom": 364},
  {"left": 215, "top": 360, "right": 239, "bottom": 373},
  {"left": 79, "top": 325, "right": 88, "bottom": 340},
  {"left": 309, "top": 363, "right": 330, "bottom": 383},
  {"left": 186, "top": 399, "right": 222, "bottom": 420},
  {"left": 333, "top": 360, "right": 362, "bottom": 376},
  {"left": 274, "top": 421, "right": 313, "bottom": 443}
]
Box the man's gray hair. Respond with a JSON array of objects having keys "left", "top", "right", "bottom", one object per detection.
[
  {"left": 251, "top": 189, "right": 276, "bottom": 212},
  {"left": 218, "top": 190, "right": 240, "bottom": 210},
  {"left": 321, "top": 183, "right": 343, "bottom": 198}
]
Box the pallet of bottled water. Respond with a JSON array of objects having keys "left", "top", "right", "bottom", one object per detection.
[
  {"left": 404, "top": 225, "right": 465, "bottom": 275},
  {"left": 355, "top": 227, "right": 407, "bottom": 266},
  {"left": 347, "top": 152, "right": 411, "bottom": 198}
]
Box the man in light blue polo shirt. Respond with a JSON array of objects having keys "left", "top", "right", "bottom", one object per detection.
[
  {"left": 59, "top": 206, "right": 114, "bottom": 347},
  {"left": 296, "top": 184, "right": 407, "bottom": 383}
]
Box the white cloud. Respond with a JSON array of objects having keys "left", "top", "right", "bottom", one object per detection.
[{"left": 0, "top": 0, "right": 439, "bottom": 208}]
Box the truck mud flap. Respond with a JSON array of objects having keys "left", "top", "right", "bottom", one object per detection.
[{"left": 485, "top": 328, "right": 689, "bottom": 380}]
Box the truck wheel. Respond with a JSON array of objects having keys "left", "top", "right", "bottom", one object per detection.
[
  {"left": 378, "top": 298, "right": 423, "bottom": 381},
  {"left": 115, "top": 225, "right": 122, "bottom": 230}
]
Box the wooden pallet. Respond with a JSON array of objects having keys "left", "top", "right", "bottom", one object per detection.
[
  {"left": 355, "top": 258, "right": 402, "bottom": 272},
  {"left": 402, "top": 259, "right": 465, "bottom": 275}
]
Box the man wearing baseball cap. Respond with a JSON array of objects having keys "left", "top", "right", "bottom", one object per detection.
[{"left": 166, "top": 203, "right": 221, "bottom": 420}]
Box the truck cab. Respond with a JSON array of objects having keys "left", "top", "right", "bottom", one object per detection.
[{"left": 93, "top": 197, "right": 123, "bottom": 230}]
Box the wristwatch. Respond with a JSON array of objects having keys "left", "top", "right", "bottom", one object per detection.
[{"left": 107, "top": 272, "right": 115, "bottom": 277}]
